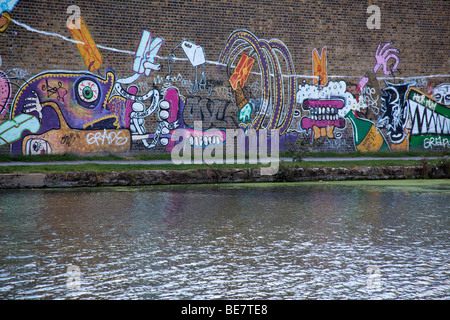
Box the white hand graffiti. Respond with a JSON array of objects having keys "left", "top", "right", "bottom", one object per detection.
[
  {"left": 22, "top": 90, "right": 43, "bottom": 121},
  {"left": 373, "top": 42, "right": 400, "bottom": 75}
]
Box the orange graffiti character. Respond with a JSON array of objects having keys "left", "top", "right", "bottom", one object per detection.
[
  {"left": 68, "top": 17, "right": 103, "bottom": 72},
  {"left": 229, "top": 53, "right": 255, "bottom": 90},
  {"left": 0, "top": 12, "right": 12, "bottom": 34},
  {"left": 312, "top": 47, "right": 327, "bottom": 85},
  {"left": 312, "top": 125, "right": 334, "bottom": 139}
]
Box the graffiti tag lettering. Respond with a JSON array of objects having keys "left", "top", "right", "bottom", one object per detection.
[
  {"left": 86, "top": 129, "right": 128, "bottom": 146},
  {"left": 423, "top": 136, "right": 449, "bottom": 149}
]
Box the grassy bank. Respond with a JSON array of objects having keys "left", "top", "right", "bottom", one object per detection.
[
  {"left": 0, "top": 149, "right": 447, "bottom": 163},
  {"left": 0, "top": 149, "right": 448, "bottom": 175},
  {"left": 0, "top": 159, "right": 447, "bottom": 174}
]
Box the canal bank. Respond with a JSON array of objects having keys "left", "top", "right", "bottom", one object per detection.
[{"left": 0, "top": 163, "right": 448, "bottom": 189}]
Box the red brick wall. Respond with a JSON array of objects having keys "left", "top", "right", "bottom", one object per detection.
[{"left": 1, "top": 0, "right": 449, "bottom": 155}]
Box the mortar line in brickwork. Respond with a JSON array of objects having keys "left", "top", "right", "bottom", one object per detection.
[{"left": 10, "top": 19, "right": 450, "bottom": 82}]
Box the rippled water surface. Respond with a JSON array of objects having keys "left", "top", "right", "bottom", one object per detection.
[{"left": 1, "top": 180, "right": 449, "bottom": 300}]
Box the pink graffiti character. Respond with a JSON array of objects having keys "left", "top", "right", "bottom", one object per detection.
[
  {"left": 373, "top": 42, "right": 400, "bottom": 76},
  {"left": 357, "top": 42, "right": 400, "bottom": 91}
]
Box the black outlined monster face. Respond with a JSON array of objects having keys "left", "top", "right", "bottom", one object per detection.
[{"left": 378, "top": 81, "right": 414, "bottom": 144}]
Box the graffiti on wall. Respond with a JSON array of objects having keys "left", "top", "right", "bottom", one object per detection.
[
  {"left": 0, "top": 11, "right": 12, "bottom": 34},
  {"left": 432, "top": 84, "right": 450, "bottom": 106},
  {"left": 357, "top": 42, "right": 400, "bottom": 92},
  {"left": 0, "top": 17, "right": 449, "bottom": 156},
  {"left": 312, "top": 47, "right": 327, "bottom": 86},
  {"left": 0, "top": 0, "right": 19, "bottom": 34},
  {"left": 407, "top": 88, "right": 450, "bottom": 149},
  {"left": 296, "top": 80, "right": 365, "bottom": 142},
  {"left": 376, "top": 81, "right": 414, "bottom": 149},
  {"left": 0, "top": 24, "right": 185, "bottom": 155},
  {"left": 219, "top": 30, "right": 297, "bottom": 135},
  {"left": 67, "top": 16, "right": 103, "bottom": 72},
  {"left": 0, "top": 59, "right": 11, "bottom": 117}
]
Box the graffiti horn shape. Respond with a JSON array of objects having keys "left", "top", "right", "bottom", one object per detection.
[
  {"left": 259, "top": 39, "right": 283, "bottom": 130},
  {"left": 268, "top": 39, "right": 296, "bottom": 135},
  {"left": 219, "top": 30, "right": 297, "bottom": 135},
  {"left": 219, "top": 30, "right": 271, "bottom": 131}
]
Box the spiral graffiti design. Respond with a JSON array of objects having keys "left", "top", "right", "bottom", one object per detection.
[{"left": 219, "top": 30, "right": 296, "bottom": 135}]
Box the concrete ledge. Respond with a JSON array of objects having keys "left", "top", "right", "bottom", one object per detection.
[
  {"left": 0, "top": 165, "right": 448, "bottom": 189},
  {"left": 0, "top": 173, "right": 47, "bottom": 188}
]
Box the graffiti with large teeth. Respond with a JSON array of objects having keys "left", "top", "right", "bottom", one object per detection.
[
  {"left": 183, "top": 128, "right": 226, "bottom": 148},
  {"left": 407, "top": 88, "right": 450, "bottom": 150},
  {"left": 296, "top": 81, "right": 365, "bottom": 142},
  {"left": 300, "top": 99, "right": 346, "bottom": 140}
]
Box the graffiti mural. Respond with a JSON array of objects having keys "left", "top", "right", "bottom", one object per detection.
[
  {"left": 376, "top": 81, "right": 415, "bottom": 146},
  {"left": 0, "top": 12, "right": 448, "bottom": 156},
  {"left": 8, "top": 70, "right": 118, "bottom": 154},
  {"left": 67, "top": 16, "right": 103, "bottom": 72},
  {"left": 229, "top": 53, "right": 255, "bottom": 122},
  {"left": 0, "top": 0, "right": 18, "bottom": 33},
  {"left": 219, "top": 30, "right": 297, "bottom": 135},
  {"left": 432, "top": 84, "right": 450, "bottom": 106},
  {"left": 296, "top": 80, "right": 365, "bottom": 142},
  {"left": 133, "top": 30, "right": 164, "bottom": 77},
  {"left": 167, "top": 40, "right": 207, "bottom": 95},
  {"left": 0, "top": 58, "right": 11, "bottom": 117},
  {"left": 357, "top": 42, "right": 400, "bottom": 92},
  {"left": 345, "top": 110, "right": 390, "bottom": 152},
  {"left": 407, "top": 88, "right": 450, "bottom": 150},
  {"left": 0, "top": 11, "right": 12, "bottom": 34},
  {"left": 312, "top": 47, "right": 327, "bottom": 86}
]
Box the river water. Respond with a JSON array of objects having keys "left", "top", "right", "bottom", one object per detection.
[{"left": 0, "top": 180, "right": 448, "bottom": 300}]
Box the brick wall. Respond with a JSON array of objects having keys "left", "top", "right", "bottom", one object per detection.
[{"left": 1, "top": 0, "right": 449, "bottom": 156}]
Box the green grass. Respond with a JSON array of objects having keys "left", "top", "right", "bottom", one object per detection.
[
  {"left": 0, "top": 148, "right": 447, "bottom": 175},
  {"left": 0, "top": 159, "right": 441, "bottom": 174},
  {"left": 0, "top": 149, "right": 446, "bottom": 163}
]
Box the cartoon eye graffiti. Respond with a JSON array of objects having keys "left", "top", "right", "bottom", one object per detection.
[
  {"left": 25, "top": 139, "right": 52, "bottom": 155},
  {"left": 77, "top": 79, "right": 99, "bottom": 103}
]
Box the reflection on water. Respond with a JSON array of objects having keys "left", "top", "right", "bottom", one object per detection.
[{"left": 0, "top": 180, "right": 449, "bottom": 299}]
